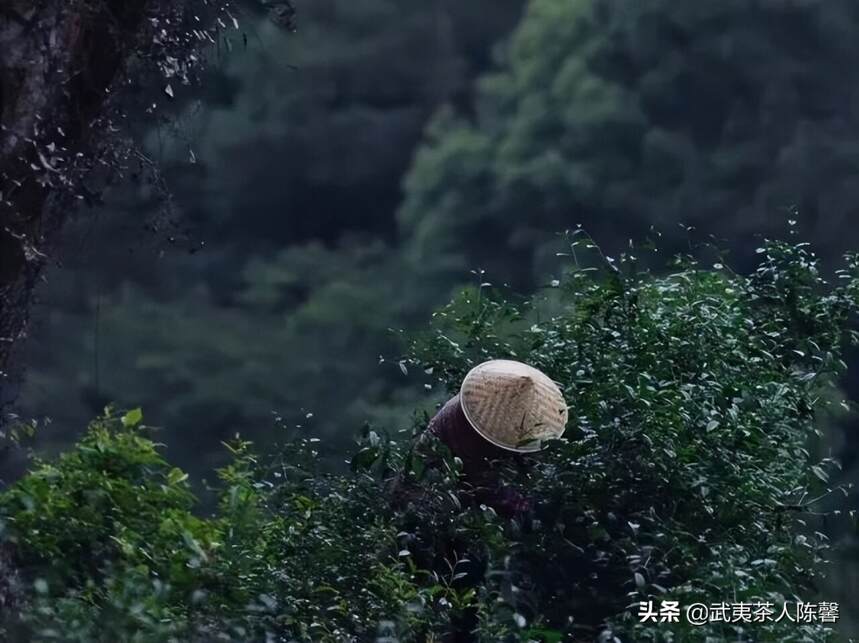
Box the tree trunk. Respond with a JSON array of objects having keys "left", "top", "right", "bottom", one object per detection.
[{"left": 0, "top": 0, "right": 161, "bottom": 399}]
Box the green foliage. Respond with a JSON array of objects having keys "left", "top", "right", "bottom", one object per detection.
[
  {"left": 399, "top": 0, "right": 859, "bottom": 288},
  {"left": 411, "top": 237, "right": 859, "bottom": 640},
  {"left": 0, "top": 412, "right": 420, "bottom": 641},
  {"left": 0, "top": 409, "right": 210, "bottom": 640},
  {"left": 3, "top": 240, "right": 858, "bottom": 641}
]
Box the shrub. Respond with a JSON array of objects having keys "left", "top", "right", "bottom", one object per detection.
[
  {"left": 1, "top": 238, "right": 857, "bottom": 641},
  {"left": 406, "top": 235, "right": 859, "bottom": 641}
]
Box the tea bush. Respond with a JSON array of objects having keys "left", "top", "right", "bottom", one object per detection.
[{"left": 1, "top": 238, "right": 857, "bottom": 642}]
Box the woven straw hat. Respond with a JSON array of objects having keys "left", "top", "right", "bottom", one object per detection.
[{"left": 460, "top": 359, "right": 568, "bottom": 453}]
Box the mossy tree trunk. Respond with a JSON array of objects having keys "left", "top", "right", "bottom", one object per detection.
[{"left": 0, "top": 1, "right": 174, "bottom": 395}]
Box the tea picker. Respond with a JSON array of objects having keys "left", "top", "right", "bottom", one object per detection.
[{"left": 412, "top": 359, "right": 568, "bottom": 517}]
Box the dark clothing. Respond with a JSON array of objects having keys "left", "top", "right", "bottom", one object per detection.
[
  {"left": 389, "top": 395, "right": 536, "bottom": 642},
  {"left": 425, "top": 394, "right": 507, "bottom": 466},
  {"left": 416, "top": 394, "right": 532, "bottom": 518}
]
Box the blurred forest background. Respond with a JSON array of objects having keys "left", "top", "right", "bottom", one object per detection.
[{"left": 12, "top": 0, "right": 859, "bottom": 504}]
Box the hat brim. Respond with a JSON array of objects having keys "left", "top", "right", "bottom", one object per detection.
[{"left": 459, "top": 359, "right": 568, "bottom": 453}]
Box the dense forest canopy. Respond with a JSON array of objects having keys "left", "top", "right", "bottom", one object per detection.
[
  {"left": 13, "top": 0, "right": 529, "bottom": 474},
  {"left": 400, "top": 0, "right": 859, "bottom": 289}
]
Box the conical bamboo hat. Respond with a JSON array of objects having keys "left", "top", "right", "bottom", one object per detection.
[{"left": 460, "top": 359, "right": 568, "bottom": 453}]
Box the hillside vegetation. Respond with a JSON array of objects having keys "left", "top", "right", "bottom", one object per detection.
[{"left": 2, "top": 238, "right": 856, "bottom": 642}]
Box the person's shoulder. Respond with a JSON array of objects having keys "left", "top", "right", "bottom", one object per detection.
[{"left": 427, "top": 394, "right": 462, "bottom": 438}]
